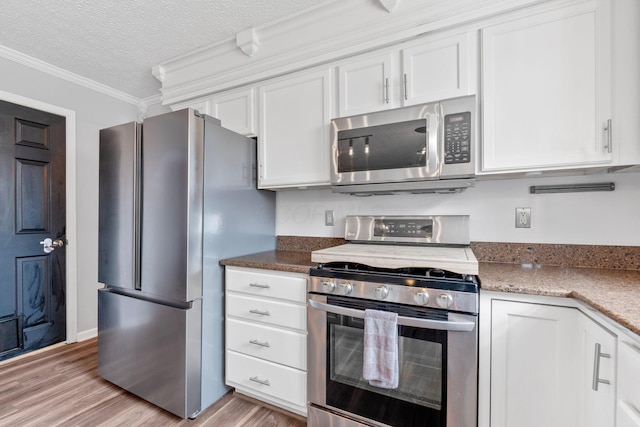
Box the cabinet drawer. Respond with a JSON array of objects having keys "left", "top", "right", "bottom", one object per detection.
[
  {"left": 619, "top": 340, "right": 640, "bottom": 411},
  {"left": 226, "top": 267, "right": 307, "bottom": 303},
  {"left": 226, "top": 293, "right": 306, "bottom": 331},
  {"left": 227, "top": 318, "right": 306, "bottom": 370},
  {"left": 226, "top": 351, "right": 306, "bottom": 408}
]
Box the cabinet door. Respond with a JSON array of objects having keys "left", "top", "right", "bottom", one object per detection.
[
  {"left": 402, "top": 32, "right": 477, "bottom": 106},
  {"left": 258, "top": 68, "right": 332, "bottom": 188},
  {"left": 209, "top": 88, "right": 256, "bottom": 136},
  {"left": 618, "top": 339, "right": 640, "bottom": 427},
  {"left": 337, "top": 52, "right": 398, "bottom": 116},
  {"left": 481, "top": 1, "right": 612, "bottom": 172},
  {"left": 577, "top": 314, "right": 616, "bottom": 427},
  {"left": 490, "top": 300, "right": 579, "bottom": 427}
]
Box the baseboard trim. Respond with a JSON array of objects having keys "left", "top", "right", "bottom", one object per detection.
[{"left": 76, "top": 328, "right": 98, "bottom": 342}]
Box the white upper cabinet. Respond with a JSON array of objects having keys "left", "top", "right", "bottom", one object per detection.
[
  {"left": 257, "top": 67, "right": 332, "bottom": 189},
  {"left": 337, "top": 31, "right": 477, "bottom": 117},
  {"left": 480, "top": 0, "right": 612, "bottom": 173},
  {"left": 402, "top": 32, "right": 477, "bottom": 106},
  {"left": 209, "top": 88, "right": 256, "bottom": 136},
  {"left": 338, "top": 52, "right": 398, "bottom": 116}
]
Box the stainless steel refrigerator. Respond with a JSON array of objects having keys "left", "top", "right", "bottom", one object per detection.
[{"left": 97, "top": 108, "right": 275, "bottom": 418}]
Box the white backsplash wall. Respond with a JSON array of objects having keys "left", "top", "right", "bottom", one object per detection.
[{"left": 276, "top": 171, "right": 640, "bottom": 246}]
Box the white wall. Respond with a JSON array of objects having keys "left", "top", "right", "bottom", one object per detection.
[
  {"left": 0, "top": 56, "right": 142, "bottom": 339},
  {"left": 276, "top": 171, "right": 640, "bottom": 246}
]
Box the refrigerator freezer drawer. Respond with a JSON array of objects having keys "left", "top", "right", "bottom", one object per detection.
[{"left": 97, "top": 289, "right": 202, "bottom": 418}]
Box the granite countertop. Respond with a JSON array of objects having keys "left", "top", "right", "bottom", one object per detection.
[
  {"left": 221, "top": 249, "right": 640, "bottom": 336},
  {"left": 479, "top": 263, "right": 640, "bottom": 336},
  {"left": 220, "top": 250, "right": 316, "bottom": 274}
]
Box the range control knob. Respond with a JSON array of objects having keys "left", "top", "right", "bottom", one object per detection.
[
  {"left": 413, "top": 290, "right": 430, "bottom": 305},
  {"left": 374, "top": 286, "right": 389, "bottom": 300},
  {"left": 338, "top": 282, "right": 353, "bottom": 295},
  {"left": 436, "top": 293, "right": 454, "bottom": 309},
  {"left": 322, "top": 281, "right": 336, "bottom": 293}
]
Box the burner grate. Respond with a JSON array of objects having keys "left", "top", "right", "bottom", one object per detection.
[{"left": 310, "top": 263, "right": 480, "bottom": 293}]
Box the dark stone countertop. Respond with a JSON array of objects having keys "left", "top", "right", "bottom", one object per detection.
[
  {"left": 220, "top": 250, "right": 316, "bottom": 274},
  {"left": 221, "top": 249, "right": 640, "bottom": 336},
  {"left": 479, "top": 262, "right": 640, "bottom": 336}
]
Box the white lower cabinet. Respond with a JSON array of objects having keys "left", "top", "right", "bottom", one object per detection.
[
  {"left": 482, "top": 293, "right": 621, "bottom": 427},
  {"left": 226, "top": 351, "right": 307, "bottom": 409},
  {"left": 225, "top": 266, "right": 308, "bottom": 416},
  {"left": 490, "top": 300, "right": 579, "bottom": 427},
  {"left": 617, "top": 340, "right": 640, "bottom": 427},
  {"left": 577, "top": 313, "right": 616, "bottom": 427}
]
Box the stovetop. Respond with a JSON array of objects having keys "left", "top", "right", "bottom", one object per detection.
[
  {"left": 311, "top": 243, "right": 479, "bottom": 276},
  {"left": 310, "top": 261, "right": 479, "bottom": 294},
  {"left": 308, "top": 216, "right": 479, "bottom": 310}
]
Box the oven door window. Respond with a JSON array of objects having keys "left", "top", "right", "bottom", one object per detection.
[{"left": 326, "top": 299, "right": 447, "bottom": 427}]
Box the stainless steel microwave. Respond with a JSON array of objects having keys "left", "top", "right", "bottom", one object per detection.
[{"left": 330, "top": 95, "right": 476, "bottom": 195}]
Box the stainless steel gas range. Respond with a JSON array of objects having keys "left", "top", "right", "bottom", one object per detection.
[{"left": 307, "top": 215, "right": 479, "bottom": 427}]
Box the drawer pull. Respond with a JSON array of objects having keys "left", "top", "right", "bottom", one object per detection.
[
  {"left": 592, "top": 342, "right": 611, "bottom": 391},
  {"left": 249, "top": 339, "right": 271, "bottom": 348},
  {"left": 249, "top": 309, "right": 270, "bottom": 316},
  {"left": 249, "top": 283, "right": 270, "bottom": 289},
  {"left": 249, "top": 376, "right": 270, "bottom": 386}
]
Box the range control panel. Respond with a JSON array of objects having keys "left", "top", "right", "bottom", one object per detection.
[
  {"left": 443, "top": 111, "right": 471, "bottom": 164},
  {"left": 373, "top": 218, "right": 433, "bottom": 238},
  {"left": 344, "top": 215, "right": 470, "bottom": 246}
]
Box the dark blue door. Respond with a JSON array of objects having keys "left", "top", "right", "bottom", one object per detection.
[{"left": 0, "top": 100, "right": 66, "bottom": 361}]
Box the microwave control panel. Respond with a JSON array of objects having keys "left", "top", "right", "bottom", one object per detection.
[{"left": 443, "top": 111, "right": 471, "bottom": 164}]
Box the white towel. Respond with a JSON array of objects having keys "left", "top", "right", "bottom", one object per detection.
[{"left": 362, "top": 309, "right": 399, "bottom": 389}]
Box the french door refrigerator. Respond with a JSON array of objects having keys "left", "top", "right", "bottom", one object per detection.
[{"left": 97, "top": 108, "right": 275, "bottom": 418}]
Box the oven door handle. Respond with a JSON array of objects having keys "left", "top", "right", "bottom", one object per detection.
[{"left": 308, "top": 299, "right": 475, "bottom": 332}]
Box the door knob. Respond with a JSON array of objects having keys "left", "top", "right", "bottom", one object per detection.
[{"left": 40, "top": 238, "right": 65, "bottom": 253}]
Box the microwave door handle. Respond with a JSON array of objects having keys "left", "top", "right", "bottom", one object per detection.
[
  {"left": 427, "top": 113, "right": 440, "bottom": 174},
  {"left": 308, "top": 299, "right": 475, "bottom": 332}
]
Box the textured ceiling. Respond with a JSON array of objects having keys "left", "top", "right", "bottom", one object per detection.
[{"left": 0, "top": 0, "right": 333, "bottom": 99}]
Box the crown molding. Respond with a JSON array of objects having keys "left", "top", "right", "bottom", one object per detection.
[
  {"left": 0, "top": 44, "right": 140, "bottom": 106},
  {"left": 141, "top": 93, "right": 163, "bottom": 106},
  {"left": 155, "top": 0, "right": 552, "bottom": 105}
]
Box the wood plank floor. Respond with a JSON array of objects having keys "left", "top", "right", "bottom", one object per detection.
[{"left": 0, "top": 339, "right": 307, "bottom": 427}]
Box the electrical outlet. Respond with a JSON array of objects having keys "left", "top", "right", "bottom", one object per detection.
[
  {"left": 515, "top": 207, "right": 531, "bottom": 228},
  {"left": 325, "top": 210, "right": 334, "bottom": 226}
]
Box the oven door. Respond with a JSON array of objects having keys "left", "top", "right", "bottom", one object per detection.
[{"left": 307, "top": 293, "right": 477, "bottom": 427}]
